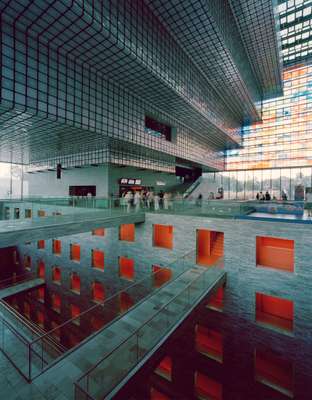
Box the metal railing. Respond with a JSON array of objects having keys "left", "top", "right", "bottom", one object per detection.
[
  {"left": 0, "top": 272, "right": 38, "bottom": 291},
  {"left": 74, "top": 261, "right": 225, "bottom": 400}
]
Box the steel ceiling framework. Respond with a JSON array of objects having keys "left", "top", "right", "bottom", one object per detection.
[{"left": 0, "top": 0, "right": 282, "bottom": 170}]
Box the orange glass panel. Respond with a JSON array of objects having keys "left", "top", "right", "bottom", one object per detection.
[
  {"left": 53, "top": 239, "right": 62, "bottom": 255},
  {"left": 255, "top": 350, "right": 293, "bottom": 397},
  {"left": 155, "top": 356, "right": 172, "bottom": 381},
  {"left": 38, "top": 210, "right": 46, "bottom": 217},
  {"left": 153, "top": 225, "right": 173, "bottom": 249},
  {"left": 150, "top": 388, "right": 170, "bottom": 400},
  {"left": 119, "top": 257, "right": 135, "bottom": 280},
  {"left": 38, "top": 261, "right": 45, "bottom": 278},
  {"left": 71, "top": 273, "right": 81, "bottom": 293},
  {"left": 52, "top": 267, "right": 61, "bottom": 283},
  {"left": 92, "top": 281, "right": 105, "bottom": 303},
  {"left": 195, "top": 325, "right": 223, "bottom": 362},
  {"left": 119, "top": 224, "right": 135, "bottom": 241},
  {"left": 194, "top": 372, "right": 222, "bottom": 400},
  {"left": 38, "top": 240, "right": 45, "bottom": 249},
  {"left": 71, "top": 244, "right": 81, "bottom": 262},
  {"left": 37, "top": 287, "right": 45, "bottom": 302},
  {"left": 197, "top": 230, "right": 224, "bottom": 266},
  {"left": 37, "top": 310, "right": 44, "bottom": 327},
  {"left": 256, "top": 293, "right": 293, "bottom": 332},
  {"left": 70, "top": 304, "right": 80, "bottom": 319},
  {"left": 207, "top": 287, "right": 224, "bottom": 311},
  {"left": 52, "top": 293, "right": 61, "bottom": 312},
  {"left": 90, "top": 315, "right": 105, "bottom": 332},
  {"left": 119, "top": 292, "right": 134, "bottom": 313},
  {"left": 256, "top": 237, "right": 294, "bottom": 272},
  {"left": 92, "top": 228, "right": 105, "bottom": 236},
  {"left": 152, "top": 265, "right": 172, "bottom": 287},
  {"left": 92, "top": 249, "right": 104, "bottom": 270},
  {"left": 24, "top": 255, "right": 31, "bottom": 270}
]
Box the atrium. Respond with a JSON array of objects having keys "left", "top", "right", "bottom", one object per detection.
[{"left": 0, "top": 0, "right": 311, "bottom": 399}]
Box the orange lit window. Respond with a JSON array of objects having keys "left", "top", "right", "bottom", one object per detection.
[
  {"left": 37, "top": 287, "right": 45, "bottom": 302},
  {"left": 53, "top": 239, "right": 62, "bottom": 255},
  {"left": 256, "top": 236, "right": 294, "bottom": 272},
  {"left": 150, "top": 387, "right": 170, "bottom": 400},
  {"left": 38, "top": 240, "right": 45, "bottom": 249},
  {"left": 195, "top": 325, "right": 223, "bottom": 363},
  {"left": 24, "top": 255, "right": 31, "bottom": 270},
  {"left": 52, "top": 266, "right": 61, "bottom": 284},
  {"left": 92, "top": 281, "right": 105, "bottom": 303},
  {"left": 90, "top": 315, "right": 105, "bottom": 332},
  {"left": 194, "top": 372, "right": 222, "bottom": 400},
  {"left": 92, "top": 249, "right": 104, "bottom": 270},
  {"left": 255, "top": 349, "right": 293, "bottom": 398},
  {"left": 25, "top": 209, "right": 32, "bottom": 218},
  {"left": 119, "top": 224, "right": 135, "bottom": 241},
  {"left": 24, "top": 301, "right": 31, "bottom": 319},
  {"left": 207, "top": 287, "right": 224, "bottom": 312},
  {"left": 71, "top": 243, "right": 81, "bottom": 262},
  {"left": 155, "top": 356, "right": 172, "bottom": 381},
  {"left": 153, "top": 225, "right": 173, "bottom": 249},
  {"left": 119, "top": 292, "right": 134, "bottom": 314},
  {"left": 70, "top": 304, "right": 80, "bottom": 325},
  {"left": 37, "top": 260, "right": 45, "bottom": 278},
  {"left": 256, "top": 293, "right": 293, "bottom": 333},
  {"left": 92, "top": 228, "right": 105, "bottom": 236},
  {"left": 119, "top": 256, "right": 135, "bottom": 281},
  {"left": 38, "top": 210, "right": 46, "bottom": 217},
  {"left": 152, "top": 265, "right": 172, "bottom": 288},
  {"left": 37, "top": 310, "right": 44, "bottom": 328},
  {"left": 50, "top": 321, "right": 60, "bottom": 341},
  {"left": 51, "top": 293, "right": 61, "bottom": 313},
  {"left": 70, "top": 272, "right": 81, "bottom": 294},
  {"left": 197, "top": 230, "right": 224, "bottom": 266}
]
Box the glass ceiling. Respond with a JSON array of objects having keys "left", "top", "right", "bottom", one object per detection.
[{"left": 278, "top": 0, "right": 312, "bottom": 65}]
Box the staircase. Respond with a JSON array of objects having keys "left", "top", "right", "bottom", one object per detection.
[{"left": 211, "top": 233, "right": 224, "bottom": 257}]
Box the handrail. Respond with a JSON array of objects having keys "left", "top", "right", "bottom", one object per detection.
[
  {"left": 75, "top": 260, "right": 224, "bottom": 399},
  {"left": 0, "top": 271, "right": 37, "bottom": 289},
  {"left": 30, "top": 250, "right": 195, "bottom": 347},
  {"left": 183, "top": 176, "right": 202, "bottom": 198}
]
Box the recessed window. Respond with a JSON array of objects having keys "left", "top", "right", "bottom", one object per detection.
[
  {"left": 92, "top": 281, "right": 105, "bottom": 303},
  {"left": 70, "top": 304, "right": 80, "bottom": 325},
  {"left": 50, "top": 321, "right": 60, "bottom": 341},
  {"left": 150, "top": 387, "right": 170, "bottom": 400},
  {"left": 51, "top": 293, "right": 61, "bottom": 313},
  {"left": 25, "top": 209, "right": 32, "bottom": 218},
  {"left": 52, "top": 266, "right": 61, "bottom": 284},
  {"left": 194, "top": 371, "right": 222, "bottom": 400},
  {"left": 38, "top": 240, "right": 45, "bottom": 249},
  {"left": 145, "top": 115, "right": 172, "bottom": 141},
  {"left": 92, "top": 249, "right": 104, "bottom": 270},
  {"left": 195, "top": 325, "right": 223, "bottom": 363},
  {"left": 70, "top": 272, "right": 81, "bottom": 294},
  {"left": 152, "top": 265, "right": 172, "bottom": 287},
  {"left": 37, "top": 260, "right": 45, "bottom": 278},
  {"left": 153, "top": 224, "right": 173, "bottom": 249},
  {"left": 119, "top": 224, "right": 135, "bottom": 241},
  {"left": 92, "top": 228, "right": 105, "bottom": 236},
  {"left": 207, "top": 287, "right": 224, "bottom": 312},
  {"left": 255, "top": 349, "right": 293, "bottom": 398},
  {"left": 37, "top": 287, "right": 45, "bottom": 302},
  {"left": 256, "top": 292, "right": 294, "bottom": 333},
  {"left": 53, "top": 239, "right": 62, "bottom": 255},
  {"left": 119, "top": 292, "right": 134, "bottom": 314},
  {"left": 70, "top": 243, "right": 81, "bottom": 262},
  {"left": 38, "top": 210, "right": 46, "bottom": 217},
  {"left": 155, "top": 356, "right": 172, "bottom": 381},
  {"left": 37, "top": 310, "right": 44, "bottom": 328},
  {"left": 24, "top": 255, "right": 31, "bottom": 270},
  {"left": 24, "top": 301, "right": 31, "bottom": 319},
  {"left": 119, "top": 256, "right": 135, "bottom": 281},
  {"left": 197, "top": 230, "right": 224, "bottom": 266},
  {"left": 256, "top": 236, "right": 294, "bottom": 272},
  {"left": 90, "top": 315, "right": 105, "bottom": 332}
]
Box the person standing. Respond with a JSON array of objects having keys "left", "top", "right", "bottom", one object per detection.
[
  {"left": 163, "top": 192, "right": 169, "bottom": 210},
  {"left": 134, "top": 191, "right": 141, "bottom": 212},
  {"left": 125, "top": 191, "right": 133, "bottom": 213},
  {"left": 306, "top": 190, "right": 312, "bottom": 217},
  {"left": 154, "top": 193, "right": 160, "bottom": 211}
]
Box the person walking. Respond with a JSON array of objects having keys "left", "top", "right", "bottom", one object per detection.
[
  {"left": 125, "top": 191, "right": 133, "bottom": 213},
  {"left": 134, "top": 191, "right": 141, "bottom": 212},
  {"left": 154, "top": 193, "right": 160, "bottom": 211},
  {"left": 163, "top": 192, "right": 169, "bottom": 210},
  {"left": 306, "top": 190, "right": 312, "bottom": 217}
]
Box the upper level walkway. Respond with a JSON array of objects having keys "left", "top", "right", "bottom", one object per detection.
[
  {"left": 0, "top": 209, "right": 145, "bottom": 248},
  {"left": 0, "top": 275, "right": 44, "bottom": 299}
]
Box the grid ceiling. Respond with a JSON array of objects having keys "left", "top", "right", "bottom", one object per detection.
[{"left": 278, "top": 0, "right": 312, "bottom": 65}]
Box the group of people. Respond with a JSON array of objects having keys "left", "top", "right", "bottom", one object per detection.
[
  {"left": 256, "top": 190, "right": 288, "bottom": 201},
  {"left": 121, "top": 190, "right": 181, "bottom": 212}
]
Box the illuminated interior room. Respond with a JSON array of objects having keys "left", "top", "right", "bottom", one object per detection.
[{"left": 0, "top": 1, "right": 311, "bottom": 399}]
